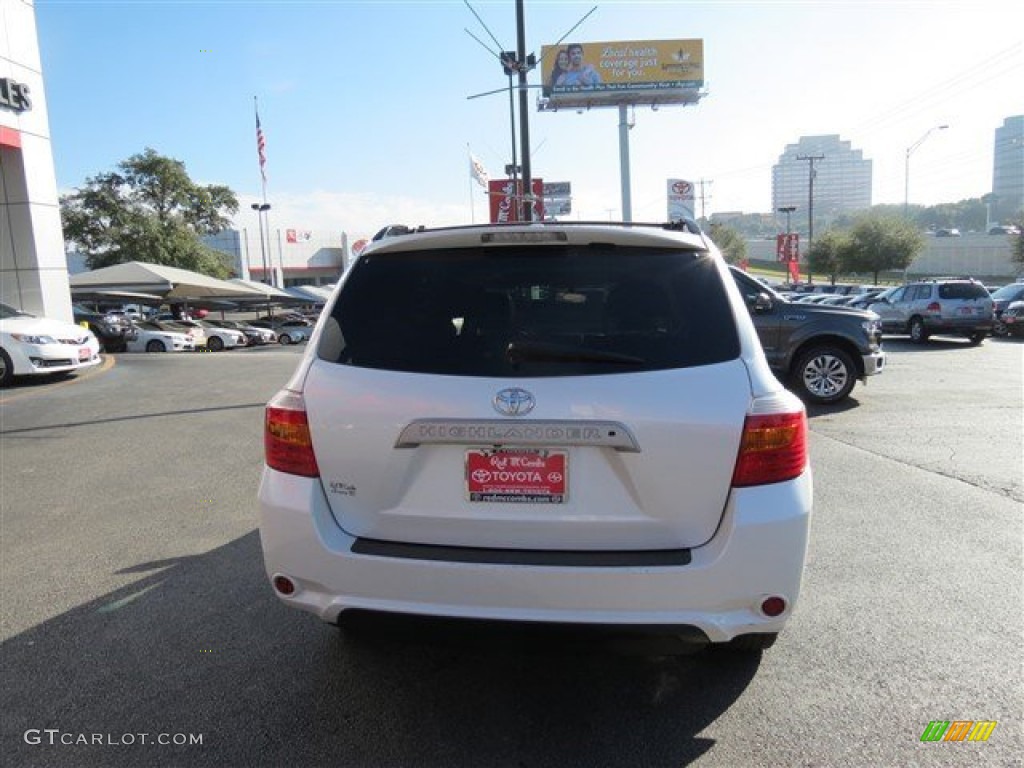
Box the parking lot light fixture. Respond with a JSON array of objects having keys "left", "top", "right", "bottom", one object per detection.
[{"left": 251, "top": 202, "right": 272, "bottom": 290}]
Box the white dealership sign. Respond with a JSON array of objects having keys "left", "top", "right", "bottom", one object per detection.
[{"left": 667, "top": 179, "right": 695, "bottom": 221}]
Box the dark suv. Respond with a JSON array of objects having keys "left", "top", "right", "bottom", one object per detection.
[{"left": 72, "top": 305, "right": 137, "bottom": 353}]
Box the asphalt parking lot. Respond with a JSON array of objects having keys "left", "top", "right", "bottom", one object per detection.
[{"left": 0, "top": 336, "right": 1020, "bottom": 767}]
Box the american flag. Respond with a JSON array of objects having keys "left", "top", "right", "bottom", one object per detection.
[{"left": 256, "top": 108, "right": 267, "bottom": 183}]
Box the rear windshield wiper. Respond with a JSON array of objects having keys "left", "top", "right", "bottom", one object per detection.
[{"left": 505, "top": 340, "right": 645, "bottom": 366}]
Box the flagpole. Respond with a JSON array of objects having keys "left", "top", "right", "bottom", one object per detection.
[
  {"left": 254, "top": 96, "right": 272, "bottom": 294},
  {"left": 467, "top": 144, "right": 476, "bottom": 224}
]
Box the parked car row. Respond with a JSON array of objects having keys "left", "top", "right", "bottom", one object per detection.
[{"left": 72, "top": 306, "right": 317, "bottom": 353}]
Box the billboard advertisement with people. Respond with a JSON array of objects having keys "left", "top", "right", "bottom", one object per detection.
[{"left": 540, "top": 39, "right": 704, "bottom": 109}]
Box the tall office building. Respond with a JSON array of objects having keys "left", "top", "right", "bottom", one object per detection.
[
  {"left": 991, "top": 115, "right": 1023, "bottom": 224},
  {"left": 772, "top": 135, "right": 872, "bottom": 229}
]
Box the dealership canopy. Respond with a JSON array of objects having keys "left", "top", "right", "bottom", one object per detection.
[{"left": 69, "top": 261, "right": 268, "bottom": 301}]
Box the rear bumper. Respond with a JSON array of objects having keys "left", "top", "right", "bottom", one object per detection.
[
  {"left": 923, "top": 316, "right": 993, "bottom": 333},
  {"left": 258, "top": 466, "right": 813, "bottom": 643}
]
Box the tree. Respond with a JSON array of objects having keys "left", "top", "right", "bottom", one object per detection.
[
  {"left": 60, "top": 148, "right": 238, "bottom": 277},
  {"left": 707, "top": 222, "right": 747, "bottom": 264},
  {"left": 1010, "top": 214, "right": 1024, "bottom": 271},
  {"left": 806, "top": 230, "right": 849, "bottom": 284},
  {"left": 841, "top": 213, "right": 925, "bottom": 284}
]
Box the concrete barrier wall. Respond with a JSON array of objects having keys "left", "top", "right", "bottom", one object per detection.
[{"left": 744, "top": 234, "right": 1019, "bottom": 279}]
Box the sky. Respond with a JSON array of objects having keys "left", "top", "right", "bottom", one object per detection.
[{"left": 33, "top": 0, "right": 1024, "bottom": 244}]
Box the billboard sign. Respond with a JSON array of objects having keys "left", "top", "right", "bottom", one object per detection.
[
  {"left": 543, "top": 181, "right": 572, "bottom": 217},
  {"left": 667, "top": 179, "right": 695, "bottom": 221},
  {"left": 539, "top": 39, "right": 703, "bottom": 110},
  {"left": 489, "top": 179, "right": 545, "bottom": 223}
]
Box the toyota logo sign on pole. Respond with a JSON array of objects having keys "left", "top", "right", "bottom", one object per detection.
[{"left": 667, "top": 179, "right": 695, "bottom": 221}]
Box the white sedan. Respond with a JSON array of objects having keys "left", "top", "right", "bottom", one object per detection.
[
  {"left": 186, "top": 320, "right": 247, "bottom": 351},
  {"left": 125, "top": 321, "right": 194, "bottom": 353},
  {"left": 0, "top": 302, "right": 102, "bottom": 387}
]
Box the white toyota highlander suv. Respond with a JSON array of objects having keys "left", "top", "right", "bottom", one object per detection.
[{"left": 258, "top": 221, "right": 812, "bottom": 652}]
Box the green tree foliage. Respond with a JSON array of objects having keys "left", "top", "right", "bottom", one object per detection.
[
  {"left": 806, "top": 230, "right": 850, "bottom": 284},
  {"left": 707, "top": 222, "right": 747, "bottom": 264},
  {"left": 842, "top": 213, "right": 925, "bottom": 284},
  {"left": 1011, "top": 214, "right": 1024, "bottom": 270},
  {"left": 60, "top": 148, "right": 238, "bottom": 277}
]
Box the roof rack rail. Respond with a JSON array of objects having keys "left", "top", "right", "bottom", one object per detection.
[
  {"left": 367, "top": 220, "right": 708, "bottom": 241},
  {"left": 663, "top": 218, "right": 703, "bottom": 235},
  {"left": 371, "top": 224, "right": 426, "bottom": 242}
]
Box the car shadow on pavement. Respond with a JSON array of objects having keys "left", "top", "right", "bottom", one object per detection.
[
  {"left": 880, "top": 337, "right": 990, "bottom": 352},
  {"left": 2, "top": 531, "right": 762, "bottom": 768}
]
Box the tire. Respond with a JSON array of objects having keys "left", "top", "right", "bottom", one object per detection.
[
  {"left": 967, "top": 331, "right": 986, "bottom": 346},
  {"left": 145, "top": 339, "right": 167, "bottom": 353},
  {"left": 792, "top": 345, "right": 856, "bottom": 405},
  {"left": 278, "top": 334, "right": 292, "bottom": 345},
  {"left": 0, "top": 348, "right": 14, "bottom": 387},
  {"left": 207, "top": 335, "right": 225, "bottom": 352},
  {"left": 992, "top": 319, "right": 1008, "bottom": 337},
  {"left": 908, "top": 316, "right": 929, "bottom": 344},
  {"left": 726, "top": 633, "right": 778, "bottom": 652}
]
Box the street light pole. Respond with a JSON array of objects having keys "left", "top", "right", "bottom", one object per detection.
[
  {"left": 778, "top": 205, "right": 795, "bottom": 236},
  {"left": 904, "top": 125, "right": 948, "bottom": 219},
  {"left": 251, "top": 202, "right": 271, "bottom": 287}
]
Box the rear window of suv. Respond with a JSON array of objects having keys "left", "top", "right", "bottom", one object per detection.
[
  {"left": 318, "top": 245, "right": 739, "bottom": 377},
  {"left": 938, "top": 282, "right": 989, "bottom": 300}
]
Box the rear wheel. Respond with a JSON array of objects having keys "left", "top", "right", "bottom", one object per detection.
[
  {"left": 792, "top": 345, "right": 856, "bottom": 405},
  {"left": 0, "top": 348, "right": 14, "bottom": 387},
  {"left": 967, "top": 331, "right": 986, "bottom": 346},
  {"left": 278, "top": 334, "right": 292, "bottom": 345},
  {"left": 908, "top": 316, "right": 929, "bottom": 344},
  {"left": 145, "top": 339, "right": 166, "bottom": 353}
]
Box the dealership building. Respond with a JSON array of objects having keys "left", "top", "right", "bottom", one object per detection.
[{"left": 0, "top": 0, "right": 71, "bottom": 322}]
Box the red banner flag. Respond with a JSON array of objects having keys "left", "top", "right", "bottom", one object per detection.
[{"left": 488, "top": 179, "right": 545, "bottom": 223}]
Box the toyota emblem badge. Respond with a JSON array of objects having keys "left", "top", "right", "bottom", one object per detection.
[{"left": 493, "top": 387, "right": 535, "bottom": 417}]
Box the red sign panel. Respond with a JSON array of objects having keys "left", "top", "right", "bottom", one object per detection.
[
  {"left": 775, "top": 233, "right": 800, "bottom": 262},
  {"left": 488, "top": 179, "right": 545, "bottom": 224},
  {"left": 466, "top": 449, "right": 567, "bottom": 503}
]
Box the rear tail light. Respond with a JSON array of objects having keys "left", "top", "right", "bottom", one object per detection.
[
  {"left": 731, "top": 402, "right": 807, "bottom": 488},
  {"left": 926, "top": 302, "right": 942, "bottom": 313},
  {"left": 265, "top": 389, "right": 320, "bottom": 477}
]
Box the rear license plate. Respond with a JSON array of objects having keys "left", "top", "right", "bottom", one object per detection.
[{"left": 466, "top": 448, "right": 567, "bottom": 503}]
